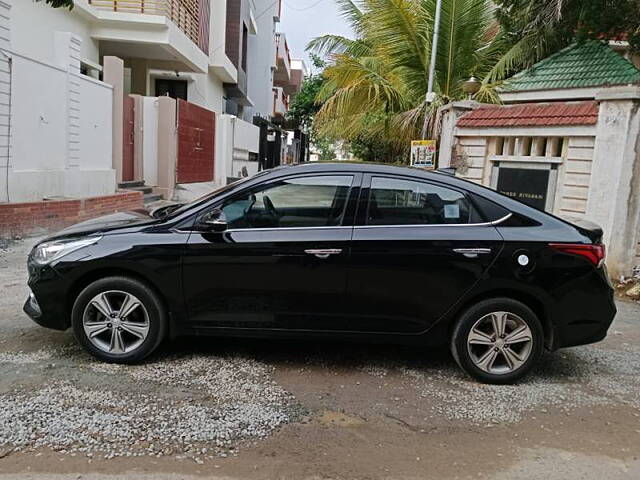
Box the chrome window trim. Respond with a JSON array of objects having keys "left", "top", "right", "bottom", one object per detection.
[
  {"left": 177, "top": 213, "right": 512, "bottom": 233},
  {"left": 226, "top": 225, "right": 354, "bottom": 233},
  {"left": 355, "top": 213, "right": 513, "bottom": 230}
]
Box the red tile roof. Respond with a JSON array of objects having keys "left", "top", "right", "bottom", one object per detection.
[{"left": 457, "top": 101, "right": 599, "bottom": 128}]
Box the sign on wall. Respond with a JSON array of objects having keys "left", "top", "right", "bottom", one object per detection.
[
  {"left": 496, "top": 168, "right": 550, "bottom": 211},
  {"left": 410, "top": 140, "right": 437, "bottom": 169}
]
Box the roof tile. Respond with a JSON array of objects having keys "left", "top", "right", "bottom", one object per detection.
[
  {"left": 501, "top": 41, "right": 640, "bottom": 92},
  {"left": 457, "top": 101, "right": 599, "bottom": 128}
]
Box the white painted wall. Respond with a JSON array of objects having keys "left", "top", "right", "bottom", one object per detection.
[
  {"left": 141, "top": 97, "right": 159, "bottom": 187},
  {"left": 0, "top": 1, "right": 13, "bottom": 202},
  {"left": 3, "top": 16, "right": 114, "bottom": 203},
  {"left": 9, "top": 0, "right": 99, "bottom": 67},
  {"left": 246, "top": 0, "right": 278, "bottom": 121},
  {"left": 214, "top": 114, "right": 259, "bottom": 185}
]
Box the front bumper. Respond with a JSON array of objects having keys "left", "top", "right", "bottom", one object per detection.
[{"left": 24, "top": 260, "right": 73, "bottom": 331}]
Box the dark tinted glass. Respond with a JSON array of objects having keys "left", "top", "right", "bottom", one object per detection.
[
  {"left": 367, "top": 177, "right": 472, "bottom": 225},
  {"left": 222, "top": 175, "right": 353, "bottom": 229}
]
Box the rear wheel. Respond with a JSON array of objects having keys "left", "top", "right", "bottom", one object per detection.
[
  {"left": 450, "top": 298, "right": 543, "bottom": 384},
  {"left": 71, "top": 276, "right": 167, "bottom": 363}
]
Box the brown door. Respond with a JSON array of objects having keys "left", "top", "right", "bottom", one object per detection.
[
  {"left": 176, "top": 99, "right": 215, "bottom": 184},
  {"left": 122, "top": 96, "right": 135, "bottom": 182}
]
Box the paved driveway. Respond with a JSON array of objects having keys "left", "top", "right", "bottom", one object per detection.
[{"left": 1, "top": 238, "right": 639, "bottom": 480}]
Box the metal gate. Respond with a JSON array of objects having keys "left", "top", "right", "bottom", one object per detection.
[
  {"left": 176, "top": 99, "right": 215, "bottom": 184},
  {"left": 122, "top": 96, "right": 135, "bottom": 182}
]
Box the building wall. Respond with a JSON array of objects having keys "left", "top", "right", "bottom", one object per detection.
[
  {"left": 0, "top": 2, "right": 115, "bottom": 204},
  {"left": 455, "top": 133, "right": 596, "bottom": 221},
  {"left": 246, "top": 0, "right": 278, "bottom": 120},
  {"left": 6, "top": 52, "right": 115, "bottom": 202},
  {"left": 9, "top": 0, "right": 99, "bottom": 67},
  {"left": 555, "top": 137, "right": 595, "bottom": 218}
]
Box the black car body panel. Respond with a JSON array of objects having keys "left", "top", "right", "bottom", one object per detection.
[{"left": 24, "top": 162, "right": 616, "bottom": 351}]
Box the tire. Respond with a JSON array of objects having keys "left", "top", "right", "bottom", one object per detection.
[
  {"left": 71, "top": 276, "right": 167, "bottom": 363},
  {"left": 450, "top": 298, "right": 543, "bottom": 384}
]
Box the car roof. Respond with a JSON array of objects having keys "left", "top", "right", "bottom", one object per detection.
[{"left": 266, "top": 161, "right": 451, "bottom": 181}]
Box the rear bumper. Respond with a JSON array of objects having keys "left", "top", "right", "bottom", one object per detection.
[{"left": 552, "top": 267, "right": 616, "bottom": 350}]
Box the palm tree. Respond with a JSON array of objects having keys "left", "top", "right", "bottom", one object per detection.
[{"left": 308, "top": 0, "right": 505, "bottom": 149}]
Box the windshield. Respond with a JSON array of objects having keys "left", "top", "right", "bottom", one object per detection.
[{"left": 164, "top": 174, "right": 266, "bottom": 219}]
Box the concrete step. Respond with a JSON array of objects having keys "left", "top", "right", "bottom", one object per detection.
[
  {"left": 143, "top": 193, "right": 164, "bottom": 205},
  {"left": 118, "top": 180, "right": 145, "bottom": 189},
  {"left": 129, "top": 186, "right": 153, "bottom": 195}
]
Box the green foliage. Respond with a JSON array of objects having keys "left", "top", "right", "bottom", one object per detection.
[
  {"left": 308, "top": 0, "right": 505, "bottom": 148},
  {"left": 37, "top": 0, "right": 75, "bottom": 9},
  {"left": 490, "top": 0, "right": 640, "bottom": 81},
  {"left": 287, "top": 56, "right": 326, "bottom": 132}
]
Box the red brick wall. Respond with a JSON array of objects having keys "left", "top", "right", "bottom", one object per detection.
[
  {"left": 0, "top": 191, "right": 143, "bottom": 238},
  {"left": 176, "top": 99, "right": 215, "bottom": 184}
]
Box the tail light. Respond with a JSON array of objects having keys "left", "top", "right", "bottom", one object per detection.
[{"left": 549, "top": 243, "right": 606, "bottom": 267}]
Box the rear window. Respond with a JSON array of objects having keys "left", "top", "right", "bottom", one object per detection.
[{"left": 367, "top": 177, "right": 481, "bottom": 225}]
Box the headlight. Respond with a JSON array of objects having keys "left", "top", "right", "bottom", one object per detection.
[{"left": 32, "top": 236, "right": 101, "bottom": 265}]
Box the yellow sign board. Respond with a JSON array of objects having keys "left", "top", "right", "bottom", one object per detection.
[{"left": 410, "top": 140, "right": 436, "bottom": 169}]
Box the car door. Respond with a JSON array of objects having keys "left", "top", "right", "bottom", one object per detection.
[
  {"left": 345, "top": 174, "right": 504, "bottom": 334},
  {"left": 182, "top": 173, "right": 361, "bottom": 332}
]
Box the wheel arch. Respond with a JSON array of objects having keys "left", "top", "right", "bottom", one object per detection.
[
  {"left": 446, "top": 288, "right": 555, "bottom": 350},
  {"left": 66, "top": 267, "right": 173, "bottom": 333}
]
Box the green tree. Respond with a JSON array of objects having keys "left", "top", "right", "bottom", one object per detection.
[
  {"left": 308, "top": 0, "right": 506, "bottom": 149},
  {"left": 38, "top": 0, "right": 75, "bottom": 8},
  {"left": 287, "top": 55, "right": 326, "bottom": 132},
  {"left": 490, "top": 0, "right": 640, "bottom": 81}
]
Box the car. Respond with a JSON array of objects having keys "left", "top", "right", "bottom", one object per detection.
[{"left": 23, "top": 162, "right": 616, "bottom": 384}]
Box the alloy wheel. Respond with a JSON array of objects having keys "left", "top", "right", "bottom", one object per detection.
[
  {"left": 466, "top": 311, "right": 534, "bottom": 375},
  {"left": 82, "top": 290, "right": 150, "bottom": 355}
]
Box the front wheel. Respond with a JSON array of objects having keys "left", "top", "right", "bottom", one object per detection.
[
  {"left": 450, "top": 298, "right": 544, "bottom": 384},
  {"left": 71, "top": 276, "right": 167, "bottom": 363}
]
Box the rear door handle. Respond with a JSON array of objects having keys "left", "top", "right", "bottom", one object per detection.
[
  {"left": 453, "top": 248, "right": 492, "bottom": 258},
  {"left": 305, "top": 249, "right": 343, "bottom": 259}
]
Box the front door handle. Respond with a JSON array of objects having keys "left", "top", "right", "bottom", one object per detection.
[
  {"left": 453, "top": 248, "right": 492, "bottom": 258},
  {"left": 304, "top": 249, "right": 343, "bottom": 259}
]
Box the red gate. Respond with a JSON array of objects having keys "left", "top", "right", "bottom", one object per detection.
[
  {"left": 176, "top": 99, "right": 215, "bottom": 184},
  {"left": 122, "top": 96, "right": 135, "bottom": 182}
]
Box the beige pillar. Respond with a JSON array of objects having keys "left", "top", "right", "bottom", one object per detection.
[
  {"left": 438, "top": 100, "right": 481, "bottom": 168},
  {"left": 588, "top": 86, "right": 640, "bottom": 278},
  {"left": 156, "top": 96, "right": 177, "bottom": 200},
  {"left": 129, "top": 59, "right": 150, "bottom": 96},
  {"left": 131, "top": 94, "right": 144, "bottom": 182},
  {"left": 104, "top": 56, "right": 125, "bottom": 184}
]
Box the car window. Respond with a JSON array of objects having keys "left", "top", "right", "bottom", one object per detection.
[
  {"left": 221, "top": 175, "right": 354, "bottom": 229},
  {"left": 367, "top": 177, "right": 473, "bottom": 225}
]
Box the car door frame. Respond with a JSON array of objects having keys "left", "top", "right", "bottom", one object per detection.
[
  {"left": 344, "top": 172, "right": 506, "bottom": 335},
  {"left": 179, "top": 170, "right": 364, "bottom": 333}
]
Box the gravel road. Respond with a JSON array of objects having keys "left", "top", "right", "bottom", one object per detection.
[{"left": 1, "top": 237, "right": 639, "bottom": 479}]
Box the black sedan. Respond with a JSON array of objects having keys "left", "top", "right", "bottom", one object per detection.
[{"left": 23, "top": 162, "right": 616, "bottom": 384}]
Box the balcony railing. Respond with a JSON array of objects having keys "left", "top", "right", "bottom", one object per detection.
[
  {"left": 88, "top": 0, "right": 210, "bottom": 54},
  {"left": 272, "top": 87, "right": 289, "bottom": 117}
]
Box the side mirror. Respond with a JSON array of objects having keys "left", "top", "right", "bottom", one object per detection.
[{"left": 201, "top": 208, "right": 228, "bottom": 232}]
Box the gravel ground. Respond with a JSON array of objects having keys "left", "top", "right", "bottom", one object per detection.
[{"left": 1, "top": 237, "right": 639, "bottom": 479}]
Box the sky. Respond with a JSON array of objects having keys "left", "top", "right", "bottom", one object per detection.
[{"left": 278, "top": 0, "right": 353, "bottom": 72}]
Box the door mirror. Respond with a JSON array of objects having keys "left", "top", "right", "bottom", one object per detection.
[{"left": 201, "top": 208, "right": 228, "bottom": 232}]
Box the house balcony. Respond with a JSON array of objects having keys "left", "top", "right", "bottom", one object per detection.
[
  {"left": 274, "top": 32, "right": 291, "bottom": 85},
  {"left": 78, "top": 0, "right": 210, "bottom": 73},
  {"left": 272, "top": 86, "right": 289, "bottom": 120}
]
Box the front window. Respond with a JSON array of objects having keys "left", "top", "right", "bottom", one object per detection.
[
  {"left": 221, "top": 175, "right": 354, "bottom": 229},
  {"left": 367, "top": 177, "right": 473, "bottom": 225}
]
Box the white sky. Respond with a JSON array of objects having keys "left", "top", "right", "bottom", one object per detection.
[{"left": 278, "top": 0, "right": 353, "bottom": 72}]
